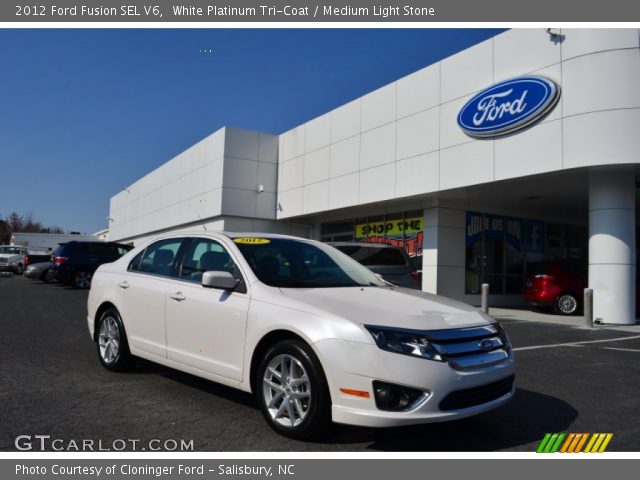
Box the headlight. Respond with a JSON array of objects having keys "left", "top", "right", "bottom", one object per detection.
[{"left": 364, "top": 325, "right": 443, "bottom": 361}]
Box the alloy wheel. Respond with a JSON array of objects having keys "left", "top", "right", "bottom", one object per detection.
[
  {"left": 557, "top": 294, "right": 578, "bottom": 314},
  {"left": 98, "top": 316, "right": 120, "bottom": 364},
  {"left": 75, "top": 271, "right": 92, "bottom": 288},
  {"left": 262, "top": 354, "right": 311, "bottom": 428}
]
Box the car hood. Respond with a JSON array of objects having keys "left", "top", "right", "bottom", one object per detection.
[
  {"left": 280, "top": 286, "right": 493, "bottom": 331},
  {"left": 0, "top": 254, "right": 18, "bottom": 260}
]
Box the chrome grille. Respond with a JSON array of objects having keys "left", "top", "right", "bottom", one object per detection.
[{"left": 425, "top": 323, "right": 511, "bottom": 370}]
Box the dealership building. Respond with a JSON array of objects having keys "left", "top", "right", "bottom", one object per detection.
[{"left": 108, "top": 28, "right": 640, "bottom": 325}]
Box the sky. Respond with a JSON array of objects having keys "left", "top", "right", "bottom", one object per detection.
[{"left": 0, "top": 28, "right": 504, "bottom": 234}]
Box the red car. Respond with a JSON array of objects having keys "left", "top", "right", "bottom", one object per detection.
[{"left": 523, "top": 260, "right": 587, "bottom": 315}]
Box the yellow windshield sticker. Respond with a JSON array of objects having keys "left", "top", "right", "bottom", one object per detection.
[{"left": 233, "top": 237, "right": 271, "bottom": 245}]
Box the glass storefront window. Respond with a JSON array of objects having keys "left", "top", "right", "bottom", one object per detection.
[
  {"left": 322, "top": 211, "right": 424, "bottom": 259},
  {"left": 466, "top": 211, "right": 584, "bottom": 295}
]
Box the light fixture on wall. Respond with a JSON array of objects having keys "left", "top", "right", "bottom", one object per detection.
[
  {"left": 257, "top": 184, "right": 264, "bottom": 193},
  {"left": 545, "top": 28, "right": 564, "bottom": 43},
  {"left": 106, "top": 217, "right": 114, "bottom": 222}
]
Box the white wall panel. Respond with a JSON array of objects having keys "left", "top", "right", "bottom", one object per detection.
[
  {"left": 258, "top": 133, "right": 278, "bottom": 164},
  {"left": 396, "top": 107, "right": 439, "bottom": 160},
  {"left": 330, "top": 99, "right": 360, "bottom": 143},
  {"left": 329, "top": 173, "right": 359, "bottom": 210},
  {"left": 302, "top": 181, "right": 330, "bottom": 214},
  {"left": 361, "top": 83, "right": 396, "bottom": 132},
  {"left": 303, "top": 146, "right": 331, "bottom": 185},
  {"left": 359, "top": 163, "right": 395, "bottom": 204},
  {"left": 221, "top": 188, "right": 257, "bottom": 217},
  {"left": 258, "top": 162, "right": 278, "bottom": 193},
  {"left": 439, "top": 94, "right": 474, "bottom": 149},
  {"left": 396, "top": 63, "right": 440, "bottom": 119},
  {"left": 278, "top": 156, "right": 304, "bottom": 192},
  {"left": 439, "top": 140, "right": 494, "bottom": 191},
  {"left": 280, "top": 126, "right": 305, "bottom": 162},
  {"left": 562, "top": 28, "right": 639, "bottom": 61},
  {"left": 277, "top": 188, "right": 303, "bottom": 218},
  {"left": 494, "top": 29, "right": 561, "bottom": 82},
  {"left": 395, "top": 151, "right": 439, "bottom": 198},
  {"left": 494, "top": 120, "right": 562, "bottom": 181},
  {"left": 441, "top": 38, "right": 493, "bottom": 103},
  {"left": 360, "top": 123, "right": 396, "bottom": 170},
  {"left": 330, "top": 136, "right": 360, "bottom": 177},
  {"left": 224, "top": 127, "right": 259, "bottom": 161},
  {"left": 223, "top": 157, "right": 257, "bottom": 191},
  {"left": 563, "top": 109, "right": 640, "bottom": 169},
  {"left": 562, "top": 49, "right": 640, "bottom": 117},
  {"left": 305, "top": 113, "right": 331, "bottom": 152}
]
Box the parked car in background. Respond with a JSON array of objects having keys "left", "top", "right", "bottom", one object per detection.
[
  {"left": 522, "top": 260, "right": 587, "bottom": 315},
  {"left": 23, "top": 253, "right": 52, "bottom": 268},
  {"left": 328, "top": 242, "right": 420, "bottom": 289},
  {"left": 87, "top": 233, "right": 514, "bottom": 439},
  {"left": 52, "top": 241, "right": 133, "bottom": 289},
  {"left": 0, "top": 245, "right": 28, "bottom": 274},
  {"left": 24, "top": 261, "right": 55, "bottom": 283}
]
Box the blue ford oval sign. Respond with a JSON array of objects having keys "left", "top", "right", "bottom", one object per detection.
[{"left": 457, "top": 76, "right": 560, "bottom": 138}]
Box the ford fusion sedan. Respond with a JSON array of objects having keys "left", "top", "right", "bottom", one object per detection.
[{"left": 87, "top": 232, "right": 514, "bottom": 438}]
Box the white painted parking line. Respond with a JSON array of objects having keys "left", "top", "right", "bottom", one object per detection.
[
  {"left": 513, "top": 334, "right": 640, "bottom": 352},
  {"left": 600, "top": 347, "right": 640, "bottom": 353}
]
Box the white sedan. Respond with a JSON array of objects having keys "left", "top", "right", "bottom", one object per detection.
[{"left": 87, "top": 232, "right": 514, "bottom": 438}]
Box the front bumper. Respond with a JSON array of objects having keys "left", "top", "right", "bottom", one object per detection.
[{"left": 314, "top": 338, "right": 515, "bottom": 428}]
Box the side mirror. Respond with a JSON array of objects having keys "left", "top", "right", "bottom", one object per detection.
[{"left": 202, "top": 271, "right": 240, "bottom": 290}]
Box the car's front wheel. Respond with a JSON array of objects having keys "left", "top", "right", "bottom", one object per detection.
[
  {"left": 256, "top": 340, "right": 331, "bottom": 439},
  {"left": 96, "top": 308, "right": 133, "bottom": 371},
  {"left": 15, "top": 263, "right": 23, "bottom": 275}
]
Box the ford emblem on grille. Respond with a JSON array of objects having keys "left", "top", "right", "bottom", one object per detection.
[
  {"left": 457, "top": 76, "right": 560, "bottom": 138},
  {"left": 480, "top": 339, "right": 494, "bottom": 351}
]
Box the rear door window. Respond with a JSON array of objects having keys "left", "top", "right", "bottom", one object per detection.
[{"left": 132, "top": 238, "right": 185, "bottom": 278}]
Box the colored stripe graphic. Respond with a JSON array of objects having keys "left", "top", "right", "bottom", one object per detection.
[
  {"left": 574, "top": 433, "right": 589, "bottom": 453},
  {"left": 537, "top": 433, "right": 613, "bottom": 453}
]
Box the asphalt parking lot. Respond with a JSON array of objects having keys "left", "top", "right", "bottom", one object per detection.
[{"left": 2, "top": 275, "right": 640, "bottom": 452}]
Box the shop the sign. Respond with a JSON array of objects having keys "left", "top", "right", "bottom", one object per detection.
[{"left": 458, "top": 76, "right": 560, "bottom": 138}]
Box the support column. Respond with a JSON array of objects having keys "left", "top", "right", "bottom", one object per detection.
[
  {"left": 422, "top": 207, "right": 466, "bottom": 300},
  {"left": 589, "top": 169, "right": 636, "bottom": 325}
]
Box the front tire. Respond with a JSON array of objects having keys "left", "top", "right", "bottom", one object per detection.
[
  {"left": 96, "top": 308, "right": 133, "bottom": 371},
  {"left": 256, "top": 340, "right": 331, "bottom": 439},
  {"left": 15, "top": 263, "right": 23, "bottom": 275},
  {"left": 554, "top": 293, "right": 579, "bottom": 315},
  {"left": 72, "top": 269, "right": 92, "bottom": 289}
]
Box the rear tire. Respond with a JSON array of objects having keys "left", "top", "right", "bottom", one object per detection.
[
  {"left": 554, "top": 293, "right": 579, "bottom": 315},
  {"left": 96, "top": 308, "right": 133, "bottom": 372},
  {"left": 72, "top": 269, "right": 92, "bottom": 289},
  {"left": 256, "top": 340, "right": 331, "bottom": 439}
]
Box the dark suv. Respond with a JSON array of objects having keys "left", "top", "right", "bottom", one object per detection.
[
  {"left": 329, "top": 242, "right": 421, "bottom": 289},
  {"left": 51, "top": 241, "right": 133, "bottom": 289}
]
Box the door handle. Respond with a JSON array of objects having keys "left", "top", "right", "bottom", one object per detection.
[
  {"left": 118, "top": 281, "right": 130, "bottom": 289},
  {"left": 169, "top": 291, "right": 186, "bottom": 301}
]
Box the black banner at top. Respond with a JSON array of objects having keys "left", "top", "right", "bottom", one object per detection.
[{"left": 3, "top": 0, "right": 640, "bottom": 22}]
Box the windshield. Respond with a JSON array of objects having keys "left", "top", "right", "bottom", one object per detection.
[
  {"left": 0, "top": 246, "right": 23, "bottom": 254},
  {"left": 233, "top": 238, "right": 386, "bottom": 288}
]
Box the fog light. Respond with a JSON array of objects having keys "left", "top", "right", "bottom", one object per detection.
[{"left": 372, "top": 381, "right": 426, "bottom": 412}]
